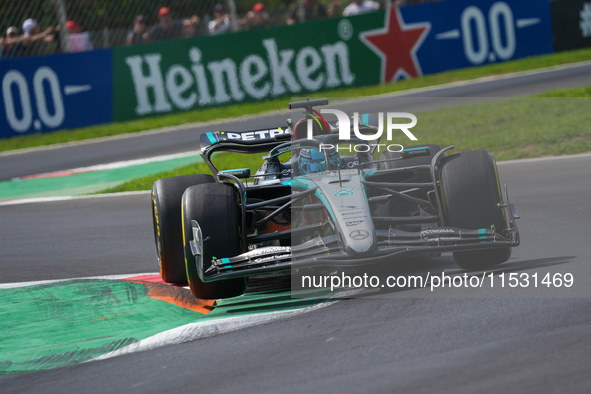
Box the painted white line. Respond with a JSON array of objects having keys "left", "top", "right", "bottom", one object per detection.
[
  {"left": 0, "top": 190, "right": 149, "bottom": 206},
  {"left": 497, "top": 151, "right": 591, "bottom": 166},
  {"left": 89, "top": 289, "right": 358, "bottom": 362},
  {"left": 0, "top": 272, "right": 159, "bottom": 289},
  {"left": 14, "top": 151, "right": 200, "bottom": 180}
]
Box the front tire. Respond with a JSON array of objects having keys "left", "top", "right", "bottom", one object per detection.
[
  {"left": 151, "top": 175, "right": 214, "bottom": 284},
  {"left": 439, "top": 150, "right": 511, "bottom": 270},
  {"left": 182, "top": 183, "right": 246, "bottom": 299}
]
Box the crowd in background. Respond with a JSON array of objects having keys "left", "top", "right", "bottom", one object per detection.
[
  {"left": 124, "top": 1, "right": 383, "bottom": 46},
  {"left": 0, "top": 17, "right": 93, "bottom": 58},
  {"left": 1, "top": 0, "right": 443, "bottom": 59}
]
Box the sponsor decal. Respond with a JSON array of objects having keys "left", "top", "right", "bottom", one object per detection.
[
  {"left": 276, "top": 142, "right": 301, "bottom": 155},
  {"left": 421, "top": 228, "right": 456, "bottom": 234},
  {"left": 349, "top": 230, "right": 369, "bottom": 240},
  {"left": 220, "top": 128, "right": 289, "bottom": 141},
  {"left": 424, "top": 236, "right": 463, "bottom": 241},
  {"left": 335, "top": 188, "right": 355, "bottom": 197},
  {"left": 403, "top": 147, "right": 429, "bottom": 158},
  {"left": 342, "top": 211, "right": 363, "bottom": 216},
  {"left": 220, "top": 168, "right": 251, "bottom": 179},
  {"left": 248, "top": 246, "right": 291, "bottom": 257},
  {"left": 346, "top": 220, "right": 364, "bottom": 226},
  {"left": 253, "top": 254, "right": 291, "bottom": 265}
]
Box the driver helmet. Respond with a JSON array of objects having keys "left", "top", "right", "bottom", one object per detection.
[{"left": 298, "top": 146, "right": 339, "bottom": 175}]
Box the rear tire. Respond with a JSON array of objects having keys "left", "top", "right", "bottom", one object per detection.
[
  {"left": 151, "top": 175, "right": 214, "bottom": 284},
  {"left": 182, "top": 183, "right": 246, "bottom": 299},
  {"left": 439, "top": 150, "right": 511, "bottom": 270}
]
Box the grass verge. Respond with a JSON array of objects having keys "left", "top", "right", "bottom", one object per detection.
[{"left": 3, "top": 48, "right": 591, "bottom": 153}]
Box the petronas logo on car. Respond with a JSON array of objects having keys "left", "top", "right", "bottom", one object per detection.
[{"left": 335, "top": 189, "right": 355, "bottom": 197}]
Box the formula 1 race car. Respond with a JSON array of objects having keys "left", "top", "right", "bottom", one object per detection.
[{"left": 151, "top": 98, "right": 520, "bottom": 299}]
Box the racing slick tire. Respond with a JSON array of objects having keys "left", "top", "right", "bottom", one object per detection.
[
  {"left": 438, "top": 150, "right": 511, "bottom": 270},
  {"left": 151, "top": 174, "right": 215, "bottom": 284},
  {"left": 182, "top": 183, "right": 246, "bottom": 299}
]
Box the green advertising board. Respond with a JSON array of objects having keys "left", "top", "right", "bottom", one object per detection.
[
  {"left": 111, "top": 1, "right": 555, "bottom": 123},
  {"left": 112, "top": 13, "right": 383, "bottom": 122}
]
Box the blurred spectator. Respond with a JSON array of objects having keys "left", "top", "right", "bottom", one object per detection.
[
  {"left": 208, "top": 4, "right": 230, "bottom": 35},
  {"left": 66, "top": 20, "right": 92, "bottom": 52},
  {"left": 7, "top": 26, "right": 19, "bottom": 36},
  {"left": 328, "top": 0, "right": 342, "bottom": 17},
  {"left": 144, "top": 7, "right": 183, "bottom": 42},
  {"left": 342, "top": 0, "right": 379, "bottom": 16},
  {"left": 287, "top": 0, "right": 328, "bottom": 25},
  {"left": 183, "top": 15, "right": 201, "bottom": 38},
  {"left": 1, "top": 26, "right": 25, "bottom": 58},
  {"left": 239, "top": 3, "right": 270, "bottom": 30},
  {"left": 22, "top": 18, "right": 36, "bottom": 36},
  {"left": 21, "top": 18, "right": 59, "bottom": 56},
  {"left": 127, "top": 15, "right": 147, "bottom": 45}
]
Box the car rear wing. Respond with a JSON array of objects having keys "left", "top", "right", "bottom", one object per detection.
[
  {"left": 200, "top": 127, "right": 292, "bottom": 152},
  {"left": 200, "top": 127, "right": 292, "bottom": 174}
]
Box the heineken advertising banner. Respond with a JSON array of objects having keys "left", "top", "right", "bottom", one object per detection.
[
  {"left": 113, "top": 0, "right": 554, "bottom": 122},
  {"left": 0, "top": 50, "right": 112, "bottom": 139},
  {"left": 1, "top": 0, "right": 554, "bottom": 138},
  {"left": 111, "top": 15, "right": 379, "bottom": 122}
]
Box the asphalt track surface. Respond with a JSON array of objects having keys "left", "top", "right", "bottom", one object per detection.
[{"left": 2, "top": 65, "right": 591, "bottom": 392}]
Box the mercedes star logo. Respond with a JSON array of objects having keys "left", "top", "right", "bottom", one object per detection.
[{"left": 350, "top": 230, "right": 369, "bottom": 240}]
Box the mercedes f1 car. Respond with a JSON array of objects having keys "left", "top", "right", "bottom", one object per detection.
[{"left": 151, "top": 99, "right": 520, "bottom": 299}]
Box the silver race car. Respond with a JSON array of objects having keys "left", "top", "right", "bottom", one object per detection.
[{"left": 151, "top": 99, "right": 520, "bottom": 299}]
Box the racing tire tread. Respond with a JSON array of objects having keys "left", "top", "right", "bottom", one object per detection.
[
  {"left": 151, "top": 174, "right": 215, "bottom": 284},
  {"left": 439, "top": 150, "right": 511, "bottom": 270},
  {"left": 182, "top": 182, "right": 246, "bottom": 299}
]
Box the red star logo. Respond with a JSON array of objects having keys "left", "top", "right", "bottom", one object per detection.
[{"left": 361, "top": 8, "right": 430, "bottom": 82}]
